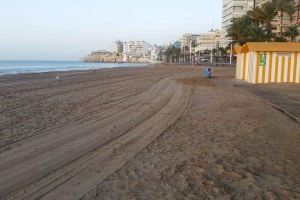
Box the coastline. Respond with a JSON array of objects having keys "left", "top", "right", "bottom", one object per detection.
[
  {"left": 0, "top": 61, "right": 148, "bottom": 76},
  {"left": 0, "top": 65, "right": 147, "bottom": 78}
]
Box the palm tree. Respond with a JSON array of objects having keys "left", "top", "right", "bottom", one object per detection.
[
  {"left": 227, "top": 14, "right": 270, "bottom": 45},
  {"left": 284, "top": 25, "right": 299, "bottom": 41},
  {"left": 252, "top": 1, "right": 277, "bottom": 34},
  {"left": 164, "top": 45, "right": 181, "bottom": 63},
  {"left": 275, "top": 0, "right": 295, "bottom": 36},
  {"left": 173, "top": 47, "right": 181, "bottom": 62},
  {"left": 285, "top": 3, "right": 296, "bottom": 25}
]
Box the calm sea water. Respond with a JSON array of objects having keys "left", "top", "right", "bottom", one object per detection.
[{"left": 0, "top": 61, "right": 147, "bottom": 76}]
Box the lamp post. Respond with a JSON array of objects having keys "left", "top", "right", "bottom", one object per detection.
[
  {"left": 210, "top": 48, "right": 213, "bottom": 64},
  {"left": 190, "top": 40, "right": 192, "bottom": 63},
  {"left": 183, "top": 46, "right": 185, "bottom": 63},
  {"left": 229, "top": 43, "right": 233, "bottom": 64}
]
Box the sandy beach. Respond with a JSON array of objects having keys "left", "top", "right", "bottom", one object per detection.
[{"left": 0, "top": 65, "right": 300, "bottom": 200}]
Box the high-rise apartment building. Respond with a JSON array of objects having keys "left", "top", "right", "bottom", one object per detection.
[{"left": 220, "top": 0, "right": 255, "bottom": 47}]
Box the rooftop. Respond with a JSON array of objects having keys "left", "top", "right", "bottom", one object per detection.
[{"left": 234, "top": 42, "right": 300, "bottom": 53}]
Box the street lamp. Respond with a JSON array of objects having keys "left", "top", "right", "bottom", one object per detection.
[
  {"left": 190, "top": 40, "right": 192, "bottom": 63},
  {"left": 230, "top": 43, "right": 233, "bottom": 64}
]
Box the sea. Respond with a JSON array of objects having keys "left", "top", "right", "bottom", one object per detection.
[{"left": 0, "top": 61, "right": 147, "bottom": 76}]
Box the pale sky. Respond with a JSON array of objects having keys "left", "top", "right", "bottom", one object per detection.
[{"left": 0, "top": 0, "right": 222, "bottom": 61}]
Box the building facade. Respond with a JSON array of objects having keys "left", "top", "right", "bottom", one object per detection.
[
  {"left": 111, "top": 40, "right": 123, "bottom": 53},
  {"left": 179, "top": 34, "right": 200, "bottom": 49},
  {"left": 298, "top": 0, "right": 300, "bottom": 25},
  {"left": 195, "top": 29, "right": 221, "bottom": 52},
  {"left": 220, "top": 0, "right": 255, "bottom": 47},
  {"left": 255, "top": 0, "right": 269, "bottom": 7},
  {"left": 123, "top": 41, "right": 152, "bottom": 56},
  {"left": 256, "top": 0, "right": 300, "bottom": 40},
  {"left": 150, "top": 45, "right": 162, "bottom": 62}
]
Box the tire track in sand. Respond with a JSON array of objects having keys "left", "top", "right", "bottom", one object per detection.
[{"left": 0, "top": 75, "right": 191, "bottom": 200}]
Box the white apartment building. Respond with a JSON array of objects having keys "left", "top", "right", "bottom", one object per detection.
[
  {"left": 179, "top": 34, "right": 200, "bottom": 49},
  {"left": 195, "top": 29, "right": 221, "bottom": 52},
  {"left": 220, "top": 0, "right": 254, "bottom": 47},
  {"left": 111, "top": 40, "right": 123, "bottom": 53},
  {"left": 150, "top": 45, "right": 162, "bottom": 62},
  {"left": 123, "top": 41, "right": 152, "bottom": 56}
]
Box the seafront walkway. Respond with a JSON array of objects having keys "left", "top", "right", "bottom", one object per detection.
[{"left": 237, "top": 84, "right": 300, "bottom": 123}]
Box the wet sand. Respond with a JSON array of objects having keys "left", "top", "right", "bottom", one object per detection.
[{"left": 0, "top": 65, "right": 300, "bottom": 200}]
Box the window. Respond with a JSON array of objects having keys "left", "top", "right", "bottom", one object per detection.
[{"left": 233, "top": 6, "right": 243, "bottom": 11}]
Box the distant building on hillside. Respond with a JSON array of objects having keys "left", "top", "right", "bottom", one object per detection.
[
  {"left": 195, "top": 29, "right": 221, "bottom": 52},
  {"left": 84, "top": 50, "right": 123, "bottom": 63},
  {"left": 220, "top": 0, "right": 255, "bottom": 48},
  {"left": 111, "top": 40, "right": 123, "bottom": 53},
  {"left": 123, "top": 41, "right": 152, "bottom": 56}
]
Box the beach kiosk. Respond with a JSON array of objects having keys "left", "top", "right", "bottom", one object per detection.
[{"left": 234, "top": 42, "right": 300, "bottom": 84}]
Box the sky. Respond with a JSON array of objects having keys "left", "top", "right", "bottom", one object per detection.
[{"left": 0, "top": 0, "right": 222, "bottom": 61}]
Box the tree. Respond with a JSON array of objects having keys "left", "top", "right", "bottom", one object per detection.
[
  {"left": 284, "top": 25, "right": 299, "bottom": 41},
  {"left": 164, "top": 45, "right": 181, "bottom": 63},
  {"left": 226, "top": 0, "right": 299, "bottom": 46},
  {"left": 252, "top": 1, "right": 277, "bottom": 34},
  {"left": 227, "top": 15, "right": 252, "bottom": 45},
  {"left": 285, "top": 3, "right": 296, "bottom": 25},
  {"left": 227, "top": 14, "right": 272, "bottom": 45},
  {"left": 218, "top": 47, "right": 227, "bottom": 56},
  {"left": 274, "top": 36, "right": 288, "bottom": 41},
  {"left": 275, "top": 0, "right": 295, "bottom": 36},
  {"left": 172, "top": 46, "right": 181, "bottom": 62}
]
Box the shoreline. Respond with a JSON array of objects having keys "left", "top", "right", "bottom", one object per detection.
[
  {"left": 0, "top": 61, "right": 149, "bottom": 77},
  {"left": 0, "top": 63, "right": 205, "bottom": 79},
  {"left": 0, "top": 65, "right": 152, "bottom": 79}
]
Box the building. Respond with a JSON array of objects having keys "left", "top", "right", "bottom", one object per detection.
[
  {"left": 234, "top": 42, "right": 300, "bottom": 84},
  {"left": 150, "top": 45, "right": 162, "bottom": 62},
  {"left": 84, "top": 50, "right": 123, "bottom": 63},
  {"left": 298, "top": 0, "right": 300, "bottom": 25},
  {"left": 220, "top": 0, "right": 255, "bottom": 47},
  {"left": 195, "top": 29, "right": 221, "bottom": 52},
  {"left": 255, "top": 0, "right": 269, "bottom": 7},
  {"left": 256, "top": 0, "right": 300, "bottom": 40},
  {"left": 123, "top": 41, "right": 152, "bottom": 56},
  {"left": 297, "top": 0, "right": 300, "bottom": 26},
  {"left": 178, "top": 34, "right": 199, "bottom": 62},
  {"left": 111, "top": 40, "right": 123, "bottom": 53},
  {"left": 179, "top": 34, "right": 200, "bottom": 49}
]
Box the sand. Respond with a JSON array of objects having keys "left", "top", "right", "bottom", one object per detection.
[{"left": 0, "top": 65, "right": 299, "bottom": 200}]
